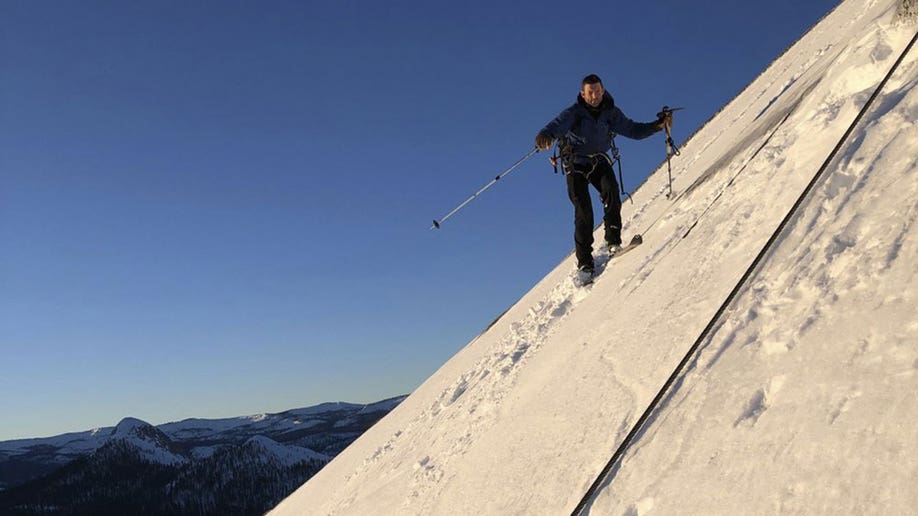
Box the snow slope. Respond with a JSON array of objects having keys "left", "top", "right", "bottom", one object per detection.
[{"left": 271, "top": 1, "right": 917, "bottom": 514}]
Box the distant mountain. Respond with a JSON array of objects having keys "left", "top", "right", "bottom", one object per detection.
[
  {"left": 108, "top": 417, "right": 187, "bottom": 466},
  {"left": 0, "top": 396, "right": 405, "bottom": 515}
]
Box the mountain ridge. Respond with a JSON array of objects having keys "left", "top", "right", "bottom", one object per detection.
[{"left": 0, "top": 395, "right": 406, "bottom": 513}]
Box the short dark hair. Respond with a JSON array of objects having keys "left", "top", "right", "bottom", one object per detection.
[{"left": 581, "top": 74, "right": 603, "bottom": 88}]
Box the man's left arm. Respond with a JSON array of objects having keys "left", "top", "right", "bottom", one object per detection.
[{"left": 609, "top": 106, "right": 664, "bottom": 140}]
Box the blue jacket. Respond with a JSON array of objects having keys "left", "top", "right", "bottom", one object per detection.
[{"left": 541, "top": 92, "right": 659, "bottom": 156}]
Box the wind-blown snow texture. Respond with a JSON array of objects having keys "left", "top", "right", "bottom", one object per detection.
[{"left": 272, "top": 1, "right": 917, "bottom": 514}]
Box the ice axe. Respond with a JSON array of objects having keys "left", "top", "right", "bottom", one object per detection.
[{"left": 658, "top": 106, "right": 684, "bottom": 199}]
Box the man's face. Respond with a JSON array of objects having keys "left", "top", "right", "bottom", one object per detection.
[{"left": 581, "top": 82, "right": 604, "bottom": 107}]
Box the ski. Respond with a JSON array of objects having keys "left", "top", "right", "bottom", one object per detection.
[
  {"left": 610, "top": 233, "right": 644, "bottom": 258},
  {"left": 573, "top": 234, "right": 644, "bottom": 287}
]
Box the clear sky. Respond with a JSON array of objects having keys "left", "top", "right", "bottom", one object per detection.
[{"left": 0, "top": 0, "right": 839, "bottom": 440}]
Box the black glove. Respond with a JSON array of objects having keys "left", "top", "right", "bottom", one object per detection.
[{"left": 535, "top": 131, "right": 554, "bottom": 150}]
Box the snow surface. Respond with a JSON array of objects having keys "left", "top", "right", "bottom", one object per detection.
[{"left": 271, "top": 1, "right": 917, "bottom": 514}]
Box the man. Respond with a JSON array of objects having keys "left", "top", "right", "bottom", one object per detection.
[{"left": 535, "top": 74, "right": 669, "bottom": 284}]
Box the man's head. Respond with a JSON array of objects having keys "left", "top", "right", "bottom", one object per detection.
[{"left": 580, "top": 74, "right": 605, "bottom": 108}]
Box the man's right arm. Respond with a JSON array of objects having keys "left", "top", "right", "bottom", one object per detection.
[{"left": 535, "top": 106, "right": 576, "bottom": 149}]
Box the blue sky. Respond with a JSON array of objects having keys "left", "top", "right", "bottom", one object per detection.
[{"left": 0, "top": 0, "right": 838, "bottom": 440}]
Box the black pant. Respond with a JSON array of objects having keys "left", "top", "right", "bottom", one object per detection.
[{"left": 566, "top": 156, "right": 622, "bottom": 269}]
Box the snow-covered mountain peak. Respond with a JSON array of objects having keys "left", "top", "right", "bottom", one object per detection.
[
  {"left": 110, "top": 417, "right": 152, "bottom": 438},
  {"left": 109, "top": 417, "right": 186, "bottom": 466},
  {"left": 246, "top": 435, "right": 277, "bottom": 447},
  {"left": 244, "top": 435, "right": 330, "bottom": 467}
]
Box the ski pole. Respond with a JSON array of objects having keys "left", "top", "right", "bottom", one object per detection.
[{"left": 431, "top": 147, "right": 540, "bottom": 229}]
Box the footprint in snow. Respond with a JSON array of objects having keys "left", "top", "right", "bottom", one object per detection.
[
  {"left": 735, "top": 387, "right": 769, "bottom": 427},
  {"left": 625, "top": 497, "right": 655, "bottom": 516},
  {"left": 735, "top": 376, "right": 786, "bottom": 427}
]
